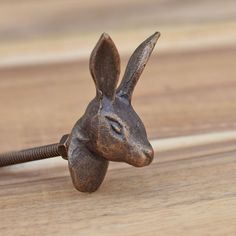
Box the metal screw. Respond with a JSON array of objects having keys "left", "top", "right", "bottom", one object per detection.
[{"left": 0, "top": 134, "right": 70, "bottom": 167}]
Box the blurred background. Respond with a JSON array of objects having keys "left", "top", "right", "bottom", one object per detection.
[
  {"left": 1, "top": 2, "right": 236, "bottom": 235},
  {"left": 0, "top": 0, "right": 236, "bottom": 151}
]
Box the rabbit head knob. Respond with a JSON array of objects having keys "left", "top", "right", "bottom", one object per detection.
[{"left": 68, "top": 32, "right": 160, "bottom": 192}]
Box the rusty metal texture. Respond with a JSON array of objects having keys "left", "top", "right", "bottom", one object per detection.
[
  {"left": 0, "top": 134, "right": 70, "bottom": 167},
  {"left": 68, "top": 32, "right": 160, "bottom": 192},
  {"left": 0, "top": 32, "right": 160, "bottom": 193},
  {"left": 0, "top": 143, "right": 60, "bottom": 167}
]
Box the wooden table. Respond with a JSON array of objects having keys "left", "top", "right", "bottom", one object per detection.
[{"left": 0, "top": 1, "right": 236, "bottom": 235}]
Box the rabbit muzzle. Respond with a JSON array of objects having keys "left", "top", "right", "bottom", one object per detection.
[{"left": 126, "top": 143, "right": 154, "bottom": 167}]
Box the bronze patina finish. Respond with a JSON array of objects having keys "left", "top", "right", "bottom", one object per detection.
[{"left": 0, "top": 32, "right": 160, "bottom": 192}]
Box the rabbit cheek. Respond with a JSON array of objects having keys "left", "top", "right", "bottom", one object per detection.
[
  {"left": 96, "top": 132, "right": 121, "bottom": 160},
  {"left": 95, "top": 128, "right": 125, "bottom": 161}
]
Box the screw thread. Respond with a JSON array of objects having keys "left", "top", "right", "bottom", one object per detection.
[{"left": 0, "top": 143, "right": 60, "bottom": 167}]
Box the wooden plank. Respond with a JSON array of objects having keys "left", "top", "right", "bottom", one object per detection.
[{"left": 0, "top": 139, "right": 235, "bottom": 236}]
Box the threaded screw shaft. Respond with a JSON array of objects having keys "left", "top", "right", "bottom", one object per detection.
[{"left": 0, "top": 134, "right": 69, "bottom": 167}]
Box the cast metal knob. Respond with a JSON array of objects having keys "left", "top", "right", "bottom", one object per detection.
[{"left": 0, "top": 32, "right": 160, "bottom": 193}]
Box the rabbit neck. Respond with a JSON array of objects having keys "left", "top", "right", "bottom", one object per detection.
[{"left": 68, "top": 134, "right": 109, "bottom": 193}]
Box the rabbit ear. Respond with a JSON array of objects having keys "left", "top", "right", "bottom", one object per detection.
[
  {"left": 90, "top": 33, "right": 120, "bottom": 100},
  {"left": 116, "top": 32, "right": 160, "bottom": 102}
]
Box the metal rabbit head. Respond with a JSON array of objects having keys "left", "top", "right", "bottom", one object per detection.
[{"left": 68, "top": 32, "right": 160, "bottom": 192}]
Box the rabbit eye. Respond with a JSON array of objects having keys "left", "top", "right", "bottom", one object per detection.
[
  {"left": 110, "top": 121, "right": 122, "bottom": 134},
  {"left": 105, "top": 116, "right": 123, "bottom": 135}
]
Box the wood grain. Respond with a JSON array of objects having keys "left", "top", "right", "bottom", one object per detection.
[
  {"left": 0, "top": 140, "right": 236, "bottom": 236},
  {"left": 0, "top": 0, "right": 236, "bottom": 235}
]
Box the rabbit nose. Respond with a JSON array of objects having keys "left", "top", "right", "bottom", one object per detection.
[{"left": 142, "top": 146, "right": 154, "bottom": 163}]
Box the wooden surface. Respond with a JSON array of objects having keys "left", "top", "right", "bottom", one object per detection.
[{"left": 0, "top": 1, "right": 236, "bottom": 235}]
